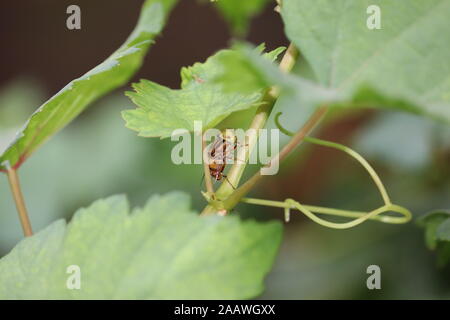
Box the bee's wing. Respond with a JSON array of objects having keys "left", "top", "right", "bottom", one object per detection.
[
  {"left": 207, "top": 134, "right": 223, "bottom": 153},
  {"left": 217, "top": 139, "right": 237, "bottom": 163},
  {"left": 207, "top": 133, "right": 237, "bottom": 163}
]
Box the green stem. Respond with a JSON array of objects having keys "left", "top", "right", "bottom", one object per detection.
[
  {"left": 221, "top": 106, "right": 328, "bottom": 211},
  {"left": 217, "top": 43, "right": 298, "bottom": 199},
  {"left": 213, "top": 90, "right": 276, "bottom": 200},
  {"left": 241, "top": 197, "right": 411, "bottom": 229},
  {"left": 201, "top": 43, "right": 299, "bottom": 215},
  {"left": 202, "top": 134, "right": 214, "bottom": 195}
]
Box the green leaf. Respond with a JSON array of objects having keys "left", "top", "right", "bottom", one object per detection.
[
  {"left": 281, "top": 0, "right": 450, "bottom": 122},
  {"left": 0, "top": 0, "right": 177, "bottom": 172},
  {"left": 213, "top": 43, "right": 337, "bottom": 122},
  {"left": 437, "top": 218, "right": 450, "bottom": 241},
  {"left": 213, "top": 44, "right": 286, "bottom": 94},
  {"left": 214, "top": 1, "right": 450, "bottom": 125},
  {"left": 0, "top": 192, "right": 282, "bottom": 299},
  {"left": 213, "top": 0, "right": 272, "bottom": 36},
  {"left": 417, "top": 210, "right": 450, "bottom": 267},
  {"left": 122, "top": 46, "right": 284, "bottom": 138},
  {"left": 417, "top": 210, "right": 450, "bottom": 249}
]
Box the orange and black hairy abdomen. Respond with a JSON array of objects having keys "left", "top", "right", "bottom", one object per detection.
[{"left": 209, "top": 162, "right": 225, "bottom": 180}]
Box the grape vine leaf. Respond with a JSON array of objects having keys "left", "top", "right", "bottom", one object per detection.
[
  {"left": 282, "top": 0, "right": 450, "bottom": 122},
  {"left": 0, "top": 192, "right": 282, "bottom": 299},
  {"left": 212, "top": 0, "right": 272, "bottom": 36},
  {"left": 0, "top": 0, "right": 178, "bottom": 172},
  {"left": 122, "top": 45, "right": 285, "bottom": 138},
  {"left": 213, "top": 0, "right": 450, "bottom": 125},
  {"left": 417, "top": 210, "right": 450, "bottom": 267}
]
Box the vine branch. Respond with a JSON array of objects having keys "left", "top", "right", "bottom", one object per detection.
[
  {"left": 3, "top": 161, "right": 33, "bottom": 237},
  {"left": 241, "top": 198, "right": 411, "bottom": 227},
  {"left": 222, "top": 106, "right": 328, "bottom": 211},
  {"left": 200, "top": 44, "right": 300, "bottom": 216},
  {"left": 214, "top": 43, "right": 299, "bottom": 201},
  {"left": 202, "top": 134, "right": 214, "bottom": 195}
]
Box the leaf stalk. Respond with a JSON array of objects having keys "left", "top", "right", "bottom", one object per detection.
[
  {"left": 202, "top": 134, "right": 215, "bottom": 195},
  {"left": 4, "top": 162, "right": 33, "bottom": 237}
]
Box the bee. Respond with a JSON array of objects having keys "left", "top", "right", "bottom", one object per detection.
[{"left": 206, "top": 132, "right": 238, "bottom": 185}]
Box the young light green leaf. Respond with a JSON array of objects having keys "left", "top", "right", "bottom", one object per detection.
[
  {"left": 212, "top": 43, "right": 338, "bottom": 122},
  {"left": 122, "top": 46, "right": 285, "bottom": 138},
  {"left": 0, "top": 192, "right": 282, "bottom": 299},
  {"left": 213, "top": 44, "right": 287, "bottom": 94},
  {"left": 0, "top": 0, "right": 177, "bottom": 172},
  {"left": 212, "top": 0, "right": 272, "bottom": 36}
]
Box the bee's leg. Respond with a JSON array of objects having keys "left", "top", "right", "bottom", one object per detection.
[
  {"left": 225, "top": 153, "right": 247, "bottom": 164},
  {"left": 236, "top": 141, "right": 249, "bottom": 148},
  {"left": 234, "top": 141, "right": 249, "bottom": 163},
  {"left": 226, "top": 154, "right": 247, "bottom": 164},
  {"left": 225, "top": 154, "right": 235, "bottom": 162},
  {"left": 222, "top": 175, "right": 236, "bottom": 190}
]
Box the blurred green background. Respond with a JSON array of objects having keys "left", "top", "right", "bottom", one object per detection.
[{"left": 1, "top": 0, "right": 449, "bottom": 299}]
